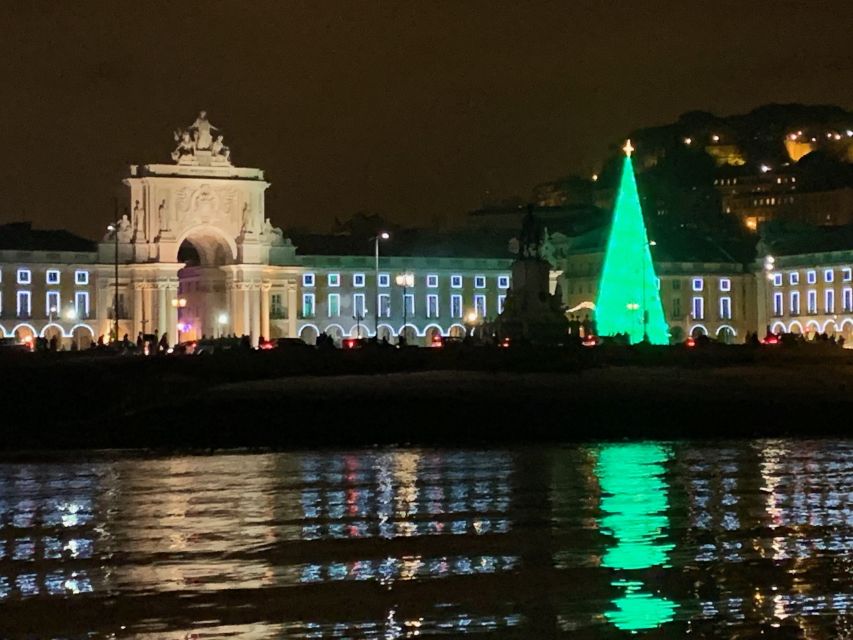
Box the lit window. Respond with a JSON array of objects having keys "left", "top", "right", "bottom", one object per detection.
[
  {"left": 692, "top": 278, "right": 703, "bottom": 292},
  {"left": 301, "top": 293, "right": 315, "bottom": 318},
  {"left": 807, "top": 290, "right": 817, "bottom": 314},
  {"left": 498, "top": 275, "right": 510, "bottom": 290},
  {"left": 824, "top": 269, "right": 834, "bottom": 283},
  {"left": 790, "top": 291, "right": 800, "bottom": 315},
  {"left": 450, "top": 275, "right": 463, "bottom": 289},
  {"left": 426, "top": 294, "right": 439, "bottom": 318},
  {"left": 806, "top": 270, "right": 816, "bottom": 285},
  {"left": 46, "top": 270, "right": 60, "bottom": 285},
  {"left": 789, "top": 272, "right": 799, "bottom": 285},
  {"left": 378, "top": 294, "right": 390, "bottom": 318},
  {"left": 75, "top": 270, "right": 89, "bottom": 285},
  {"left": 719, "top": 296, "right": 732, "bottom": 320},
  {"left": 302, "top": 273, "right": 315, "bottom": 287},
  {"left": 17, "top": 291, "right": 31, "bottom": 317},
  {"left": 843, "top": 288, "right": 853, "bottom": 312},
  {"left": 825, "top": 289, "right": 835, "bottom": 314},
  {"left": 327, "top": 293, "right": 340, "bottom": 318},
  {"left": 426, "top": 274, "right": 439, "bottom": 288},
  {"left": 773, "top": 292, "right": 783, "bottom": 316},
  {"left": 404, "top": 294, "right": 414, "bottom": 316},
  {"left": 843, "top": 268, "right": 852, "bottom": 282},
  {"left": 328, "top": 273, "right": 340, "bottom": 287},
  {"left": 691, "top": 296, "right": 704, "bottom": 320},
  {"left": 497, "top": 295, "right": 506, "bottom": 314},
  {"left": 773, "top": 273, "right": 783, "bottom": 287},
  {"left": 17, "top": 269, "right": 31, "bottom": 285},
  {"left": 474, "top": 294, "right": 486, "bottom": 318},
  {"left": 474, "top": 275, "right": 486, "bottom": 289},
  {"left": 450, "top": 294, "right": 462, "bottom": 318},
  {"left": 74, "top": 291, "right": 89, "bottom": 319},
  {"left": 353, "top": 293, "right": 366, "bottom": 318},
  {"left": 378, "top": 273, "right": 390, "bottom": 288},
  {"left": 719, "top": 278, "right": 731, "bottom": 292},
  {"left": 353, "top": 273, "right": 365, "bottom": 288},
  {"left": 46, "top": 291, "right": 60, "bottom": 316}
]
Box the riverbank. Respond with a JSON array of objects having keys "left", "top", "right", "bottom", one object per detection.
[{"left": 1, "top": 343, "right": 851, "bottom": 449}]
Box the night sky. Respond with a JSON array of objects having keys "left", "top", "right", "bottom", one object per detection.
[{"left": 2, "top": 1, "right": 852, "bottom": 240}]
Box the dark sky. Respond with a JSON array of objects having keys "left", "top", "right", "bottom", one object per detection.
[{"left": 1, "top": 1, "right": 852, "bottom": 239}]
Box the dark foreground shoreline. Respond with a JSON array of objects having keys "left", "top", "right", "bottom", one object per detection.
[{"left": 1, "top": 344, "right": 851, "bottom": 451}]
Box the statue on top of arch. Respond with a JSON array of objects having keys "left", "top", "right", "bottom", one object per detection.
[{"left": 171, "top": 111, "right": 232, "bottom": 166}]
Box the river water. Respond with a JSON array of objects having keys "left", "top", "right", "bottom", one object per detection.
[{"left": 0, "top": 441, "right": 850, "bottom": 639}]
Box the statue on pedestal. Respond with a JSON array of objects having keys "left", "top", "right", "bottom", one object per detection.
[{"left": 188, "top": 110, "right": 218, "bottom": 150}]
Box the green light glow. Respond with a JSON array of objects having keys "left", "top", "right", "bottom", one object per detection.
[
  {"left": 595, "top": 151, "right": 669, "bottom": 344},
  {"left": 596, "top": 443, "right": 677, "bottom": 632}
]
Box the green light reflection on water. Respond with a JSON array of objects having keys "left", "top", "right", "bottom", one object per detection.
[{"left": 595, "top": 443, "right": 678, "bottom": 632}]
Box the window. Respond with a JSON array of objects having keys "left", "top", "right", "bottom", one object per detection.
[
  {"left": 719, "top": 278, "right": 731, "bottom": 292},
  {"left": 75, "top": 270, "right": 89, "bottom": 285},
  {"left": 46, "top": 291, "right": 60, "bottom": 316},
  {"left": 426, "top": 294, "right": 439, "bottom": 318},
  {"left": 789, "top": 272, "right": 799, "bottom": 285},
  {"left": 497, "top": 295, "right": 506, "bottom": 314},
  {"left": 378, "top": 273, "right": 390, "bottom": 288},
  {"left": 671, "top": 296, "right": 681, "bottom": 318},
  {"left": 719, "top": 296, "right": 732, "bottom": 320},
  {"left": 450, "top": 294, "right": 462, "bottom": 318},
  {"left": 843, "top": 268, "right": 852, "bottom": 283},
  {"left": 353, "top": 273, "right": 365, "bottom": 287},
  {"left": 17, "top": 291, "right": 31, "bottom": 317},
  {"left": 302, "top": 273, "right": 315, "bottom": 287},
  {"left": 404, "top": 293, "right": 414, "bottom": 316},
  {"left": 378, "top": 294, "right": 390, "bottom": 318},
  {"left": 773, "top": 292, "right": 783, "bottom": 316},
  {"left": 807, "top": 290, "right": 817, "bottom": 314},
  {"left": 353, "top": 293, "right": 366, "bottom": 318},
  {"left": 843, "top": 288, "right": 853, "bottom": 312},
  {"left": 74, "top": 291, "right": 89, "bottom": 319},
  {"left": 271, "top": 294, "right": 284, "bottom": 317},
  {"left": 691, "top": 296, "right": 704, "bottom": 320},
  {"left": 806, "top": 270, "right": 817, "bottom": 285},
  {"left": 790, "top": 291, "right": 800, "bottom": 315},
  {"left": 825, "top": 269, "right": 835, "bottom": 283},
  {"left": 17, "top": 269, "right": 31, "bottom": 285},
  {"left": 498, "top": 275, "right": 510, "bottom": 290},
  {"left": 327, "top": 293, "right": 340, "bottom": 318},
  {"left": 474, "top": 294, "right": 486, "bottom": 318},
  {"left": 773, "top": 273, "right": 783, "bottom": 287},
  {"left": 692, "top": 278, "right": 703, "bottom": 292},
  {"left": 825, "top": 289, "right": 835, "bottom": 314},
  {"left": 474, "top": 275, "right": 486, "bottom": 289},
  {"left": 672, "top": 280, "right": 681, "bottom": 291},
  {"left": 426, "top": 274, "right": 439, "bottom": 288},
  {"left": 451, "top": 275, "right": 463, "bottom": 289},
  {"left": 301, "top": 293, "right": 315, "bottom": 318},
  {"left": 46, "top": 270, "right": 60, "bottom": 285},
  {"left": 328, "top": 273, "right": 340, "bottom": 287}
]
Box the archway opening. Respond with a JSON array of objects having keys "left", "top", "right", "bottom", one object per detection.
[
  {"left": 299, "top": 325, "right": 319, "bottom": 345},
  {"left": 717, "top": 326, "right": 735, "bottom": 344},
  {"left": 71, "top": 325, "right": 94, "bottom": 351}
]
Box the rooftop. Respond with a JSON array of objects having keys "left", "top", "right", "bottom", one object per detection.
[{"left": 0, "top": 222, "right": 96, "bottom": 253}]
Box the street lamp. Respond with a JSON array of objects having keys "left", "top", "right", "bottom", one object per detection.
[
  {"left": 171, "top": 297, "right": 187, "bottom": 345},
  {"left": 764, "top": 255, "right": 775, "bottom": 336},
  {"left": 641, "top": 240, "right": 657, "bottom": 343},
  {"left": 106, "top": 222, "right": 120, "bottom": 343},
  {"left": 465, "top": 310, "right": 480, "bottom": 337},
  {"left": 371, "top": 231, "right": 390, "bottom": 340},
  {"left": 217, "top": 312, "right": 228, "bottom": 338},
  {"left": 395, "top": 272, "right": 414, "bottom": 342}
]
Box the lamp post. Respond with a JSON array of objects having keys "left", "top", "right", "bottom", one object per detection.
[
  {"left": 465, "top": 310, "right": 480, "bottom": 338},
  {"left": 106, "top": 222, "right": 120, "bottom": 344},
  {"left": 217, "top": 312, "right": 228, "bottom": 338},
  {"left": 371, "top": 232, "right": 390, "bottom": 339},
  {"left": 764, "top": 255, "right": 775, "bottom": 336},
  {"left": 171, "top": 297, "right": 187, "bottom": 345},
  {"left": 641, "top": 240, "right": 657, "bottom": 343},
  {"left": 395, "top": 272, "right": 414, "bottom": 343}
]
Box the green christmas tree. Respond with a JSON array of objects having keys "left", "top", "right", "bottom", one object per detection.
[{"left": 595, "top": 141, "right": 669, "bottom": 344}]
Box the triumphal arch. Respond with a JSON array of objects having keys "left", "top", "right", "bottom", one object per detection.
[{"left": 103, "top": 112, "right": 299, "bottom": 345}]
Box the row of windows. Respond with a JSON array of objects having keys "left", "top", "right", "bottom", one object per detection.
[
  {"left": 2, "top": 291, "right": 90, "bottom": 318},
  {"left": 302, "top": 293, "right": 506, "bottom": 319},
  {"left": 772, "top": 268, "right": 852, "bottom": 286},
  {"left": 690, "top": 278, "right": 731, "bottom": 292},
  {"left": 688, "top": 296, "right": 732, "bottom": 321},
  {"left": 302, "top": 272, "right": 511, "bottom": 290},
  {"left": 3, "top": 269, "right": 90, "bottom": 286},
  {"left": 773, "top": 289, "right": 853, "bottom": 316}
]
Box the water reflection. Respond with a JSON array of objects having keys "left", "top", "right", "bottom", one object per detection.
[{"left": 595, "top": 443, "right": 677, "bottom": 632}]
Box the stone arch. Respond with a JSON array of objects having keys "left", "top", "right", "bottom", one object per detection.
[
  {"left": 70, "top": 324, "right": 94, "bottom": 350},
  {"left": 298, "top": 324, "right": 319, "bottom": 345},
  {"left": 40, "top": 323, "right": 65, "bottom": 338},
  {"left": 822, "top": 319, "right": 838, "bottom": 335},
  {"left": 11, "top": 323, "right": 37, "bottom": 345},
  {"left": 376, "top": 324, "right": 395, "bottom": 342},
  {"left": 669, "top": 325, "right": 685, "bottom": 343},
  {"left": 716, "top": 324, "right": 737, "bottom": 344},
  {"left": 176, "top": 224, "right": 238, "bottom": 267},
  {"left": 788, "top": 320, "right": 804, "bottom": 334},
  {"left": 324, "top": 324, "right": 345, "bottom": 344},
  {"left": 0, "top": 324, "right": 8, "bottom": 338},
  {"left": 398, "top": 324, "right": 418, "bottom": 342},
  {"left": 448, "top": 323, "right": 466, "bottom": 338},
  {"left": 349, "top": 324, "right": 368, "bottom": 338},
  {"left": 804, "top": 320, "right": 821, "bottom": 339},
  {"left": 771, "top": 321, "right": 787, "bottom": 334},
  {"left": 424, "top": 324, "right": 443, "bottom": 346},
  {"left": 689, "top": 324, "right": 708, "bottom": 338}
]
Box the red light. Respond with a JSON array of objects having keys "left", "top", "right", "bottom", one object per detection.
[{"left": 686, "top": 337, "right": 696, "bottom": 348}]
